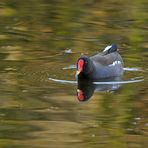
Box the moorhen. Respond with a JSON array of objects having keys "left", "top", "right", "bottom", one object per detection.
[{"left": 76, "top": 44, "right": 124, "bottom": 80}]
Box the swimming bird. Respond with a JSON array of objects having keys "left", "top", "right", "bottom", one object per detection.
[{"left": 76, "top": 44, "right": 124, "bottom": 80}]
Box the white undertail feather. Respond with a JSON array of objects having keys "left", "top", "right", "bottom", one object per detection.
[{"left": 103, "top": 45, "right": 112, "bottom": 52}]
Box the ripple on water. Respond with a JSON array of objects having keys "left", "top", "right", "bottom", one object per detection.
[
  {"left": 50, "top": 66, "right": 144, "bottom": 85},
  {"left": 48, "top": 77, "right": 144, "bottom": 85}
]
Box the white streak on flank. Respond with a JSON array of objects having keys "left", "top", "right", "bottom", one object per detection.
[
  {"left": 62, "top": 65, "right": 143, "bottom": 72},
  {"left": 103, "top": 45, "right": 112, "bottom": 52},
  {"left": 109, "top": 61, "right": 121, "bottom": 67}
]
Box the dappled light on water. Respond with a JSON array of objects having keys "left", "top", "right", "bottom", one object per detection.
[{"left": 0, "top": 0, "right": 147, "bottom": 148}]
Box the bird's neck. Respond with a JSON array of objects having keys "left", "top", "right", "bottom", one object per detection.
[{"left": 84, "top": 59, "right": 95, "bottom": 77}]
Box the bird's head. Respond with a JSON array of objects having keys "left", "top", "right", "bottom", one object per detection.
[{"left": 76, "top": 55, "right": 94, "bottom": 78}]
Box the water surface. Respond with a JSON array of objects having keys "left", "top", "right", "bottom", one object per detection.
[{"left": 0, "top": 0, "right": 147, "bottom": 148}]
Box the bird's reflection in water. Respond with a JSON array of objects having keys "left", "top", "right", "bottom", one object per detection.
[{"left": 77, "top": 77, "right": 121, "bottom": 102}]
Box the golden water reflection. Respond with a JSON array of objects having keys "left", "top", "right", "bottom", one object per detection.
[{"left": 0, "top": 0, "right": 147, "bottom": 147}]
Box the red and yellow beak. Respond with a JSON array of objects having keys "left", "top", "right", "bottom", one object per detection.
[
  {"left": 76, "top": 69, "right": 82, "bottom": 75},
  {"left": 76, "top": 70, "right": 80, "bottom": 75},
  {"left": 76, "top": 59, "right": 84, "bottom": 75}
]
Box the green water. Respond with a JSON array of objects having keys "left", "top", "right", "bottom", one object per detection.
[{"left": 0, "top": 0, "right": 147, "bottom": 148}]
